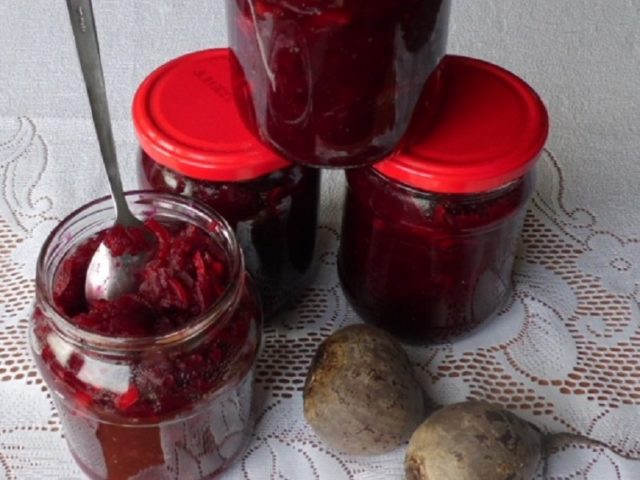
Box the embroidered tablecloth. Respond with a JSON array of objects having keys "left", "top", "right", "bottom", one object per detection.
[{"left": 1, "top": 1, "right": 640, "bottom": 478}]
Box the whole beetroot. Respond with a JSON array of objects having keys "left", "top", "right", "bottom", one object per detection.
[
  {"left": 405, "top": 401, "right": 542, "bottom": 480},
  {"left": 303, "top": 324, "right": 425, "bottom": 455}
]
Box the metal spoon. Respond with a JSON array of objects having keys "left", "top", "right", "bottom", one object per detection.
[{"left": 66, "top": 0, "right": 154, "bottom": 303}]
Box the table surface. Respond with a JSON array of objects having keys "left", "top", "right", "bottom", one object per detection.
[{"left": 2, "top": 1, "right": 640, "bottom": 478}]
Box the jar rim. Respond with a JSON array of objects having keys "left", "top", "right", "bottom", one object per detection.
[{"left": 35, "top": 191, "right": 245, "bottom": 354}]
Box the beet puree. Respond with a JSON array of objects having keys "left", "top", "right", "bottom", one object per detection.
[
  {"left": 31, "top": 203, "right": 261, "bottom": 480},
  {"left": 53, "top": 220, "right": 229, "bottom": 337},
  {"left": 140, "top": 155, "right": 320, "bottom": 316}
]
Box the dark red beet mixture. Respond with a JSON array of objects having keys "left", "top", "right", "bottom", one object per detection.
[
  {"left": 34, "top": 219, "right": 259, "bottom": 421},
  {"left": 53, "top": 219, "right": 229, "bottom": 337},
  {"left": 226, "top": 0, "right": 450, "bottom": 167},
  {"left": 338, "top": 169, "right": 534, "bottom": 342},
  {"left": 140, "top": 155, "right": 319, "bottom": 315},
  {"left": 32, "top": 218, "right": 261, "bottom": 478}
]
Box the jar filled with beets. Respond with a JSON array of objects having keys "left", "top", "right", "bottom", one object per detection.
[
  {"left": 134, "top": 49, "right": 320, "bottom": 317},
  {"left": 29, "top": 192, "right": 262, "bottom": 480},
  {"left": 226, "top": 0, "right": 451, "bottom": 168},
  {"left": 338, "top": 56, "right": 549, "bottom": 343}
]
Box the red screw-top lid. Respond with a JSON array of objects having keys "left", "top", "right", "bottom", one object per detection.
[
  {"left": 132, "top": 49, "right": 291, "bottom": 182},
  {"left": 375, "top": 55, "right": 549, "bottom": 194}
]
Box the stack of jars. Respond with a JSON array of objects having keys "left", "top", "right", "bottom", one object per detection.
[
  {"left": 30, "top": 1, "right": 548, "bottom": 478},
  {"left": 220, "top": 0, "right": 547, "bottom": 341}
]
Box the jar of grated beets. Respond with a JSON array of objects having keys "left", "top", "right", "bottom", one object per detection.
[
  {"left": 338, "top": 56, "right": 549, "bottom": 343},
  {"left": 226, "top": 0, "right": 451, "bottom": 168},
  {"left": 134, "top": 49, "right": 320, "bottom": 317},
  {"left": 29, "top": 192, "right": 262, "bottom": 480}
]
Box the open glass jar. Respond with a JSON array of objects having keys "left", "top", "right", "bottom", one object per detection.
[
  {"left": 226, "top": 0, "right": 451, "bottom": 168},
  {"left": 134, "top": 49, "right": 320, "bottom": 317},
  {"left": 338, "top": 56, "right": 549, "bottom": 342},
  {"left": 29, "top": 192, "right": 262, "bottom": 480}
]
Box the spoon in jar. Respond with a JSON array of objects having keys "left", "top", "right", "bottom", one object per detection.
[{"left": 66, "top": 0, "right": 155, "bottom": 303}]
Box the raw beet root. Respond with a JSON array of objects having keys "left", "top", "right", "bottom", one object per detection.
[
  {"left": 405, "top": 401, "right": 542, "bottom": 480},
  {"left": 303, "top": 324, "right": 425, "bottom": 455}
]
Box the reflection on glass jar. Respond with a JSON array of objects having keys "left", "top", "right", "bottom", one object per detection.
[
  {"left": 29, "top": 192, "right": 262, "bottom": 479},
  {"left": 267, "top": 21, "right": 312, "bottom": 127},
  {"left": 227, "top": 0, "right": 451, "bottom": 168}
]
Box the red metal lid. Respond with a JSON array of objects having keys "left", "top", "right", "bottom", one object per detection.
[
  {"left": 132, "top": 49, "right": 291, "bottom": 182},
  {"left": 375, "top": 55, "right": 549, "bottom": 194}
]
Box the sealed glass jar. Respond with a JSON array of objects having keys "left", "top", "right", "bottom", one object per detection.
[
  {"left": 338, "top": 56, "right": 549, "bottom": 342},
  {"left": 134, "top": 49, "right": 320, "bottom": 316},
  {"left": 226, "top": 0, "right": 451, "bottom": 168},
  {"left": 29, "top": 192, "right": 262, "bottom": 480}
]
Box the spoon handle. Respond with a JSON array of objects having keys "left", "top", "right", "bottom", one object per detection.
[{"left": 66, "top": 0, "right": 139, "bottom": 226}]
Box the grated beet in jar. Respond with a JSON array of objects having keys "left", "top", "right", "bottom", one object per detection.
[
  {"left": 338, "top": 56, "right": 549, "bottom": 343},
  {"left": 29, "top": 192, "right": 262, "bottom": 480},
  {"left": 134, "top": 49, "right": 320, "bottom": 317},
  {"left": 226, "top": 0, "right": 451, "bottom": 168}
]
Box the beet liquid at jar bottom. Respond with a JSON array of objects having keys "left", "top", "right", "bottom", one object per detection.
[{"left": 57, "top": 372, "right": 254, "bottom": 480}]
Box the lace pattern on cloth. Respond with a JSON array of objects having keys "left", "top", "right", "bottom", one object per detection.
[{"left": 1, "top": 117, "right": 640, "bottom": 479}]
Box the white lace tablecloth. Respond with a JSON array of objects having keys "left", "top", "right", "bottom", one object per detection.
[{"left": 2, "top": 1, "right": 640, "bottom": 479}]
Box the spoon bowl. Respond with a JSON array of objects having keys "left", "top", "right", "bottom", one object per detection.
[{"left": 84, "top": 236, "right": 152, "bottom": 302}]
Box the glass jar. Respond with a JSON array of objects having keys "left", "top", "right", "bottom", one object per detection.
[
  {"left": 338, "top": 56, "right": 549, "bottom": 342},
  {"left": 339, "top": 168, "right": 535, "bottom": 341},
  {"left": 226, "top": 0, "right": 451, "bottom": 168},
  {"left": 29, "top": 192, "right": 262, "bottom": 480},
  {"left": 133, "top": 49, "right": 320, "bottom": 317}
]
